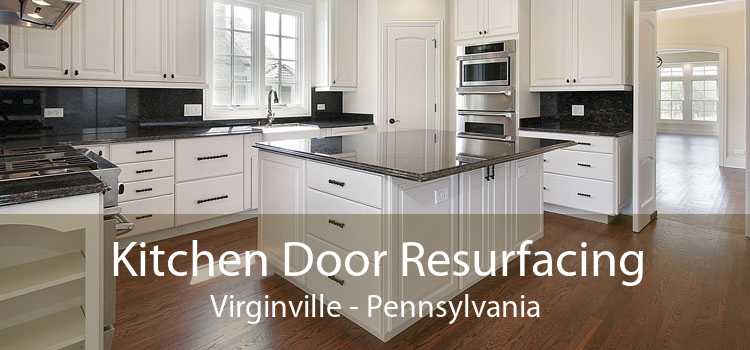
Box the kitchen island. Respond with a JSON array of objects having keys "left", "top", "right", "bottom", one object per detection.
[{"left": 254, "top": 130, "right": 575, "bottom": 341}]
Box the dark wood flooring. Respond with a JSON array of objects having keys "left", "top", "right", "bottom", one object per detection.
[{"left": 114, "top": 212, "right": 750, "bottom": 350}]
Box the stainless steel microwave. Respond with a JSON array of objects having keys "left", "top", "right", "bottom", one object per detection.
[{"left": 457, "top": 40, "right": 515, "bottom": 92}]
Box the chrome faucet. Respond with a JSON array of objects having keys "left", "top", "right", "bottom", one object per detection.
[{"left": 267, "top": 88, "right": 279, "bottom": 126}]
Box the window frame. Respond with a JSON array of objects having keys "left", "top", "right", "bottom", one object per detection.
[
  {"left": 206, "top": 0, "right": 312, "bottom": 120},
  {"left": 658, "top": 61, "right": 720, "bottom": 124}
]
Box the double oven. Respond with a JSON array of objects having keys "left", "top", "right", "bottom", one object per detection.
[{"left": 457, "top": 40, "right": 516, "bottom": 144}]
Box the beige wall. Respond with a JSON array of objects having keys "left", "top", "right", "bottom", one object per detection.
[{"left": 658, "top": 10, "right": 747, "bottom": 167}]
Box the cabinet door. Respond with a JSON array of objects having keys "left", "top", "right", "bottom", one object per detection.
[
  {"left": 513, "top": 156, "right": 544, "bottom": 248},
  {"left": 0, "top": 26, "right": 9, "bottom": 78},
  {"left": 330, "top": 0, "right": 357, "bottom": 87},
  {"left": 168, "top": 0, "right": 205, "bottom": 83},
  {"left": 485, "top": 0, "right": 518, "bottom": 36},
  {"left": 455, "top": 0, "right": 483, "bottom": 41},
  {"left": 574, "top": 0, "right": 623, "bottom": 85},
  {"left": 10, "top": 25, "right": 71, "bottom": 79},
  {"left": 459, "top": 168, "right": 490, "bottom": 289},
  {"left": 489, "top": 163, "right": 511, "bottom": 269},
  {"left": 124, "top": 0, "right": 169, "bottom": 82},
  {"left": 244, "top": 134, "right": 262, "bottom": 211},
  {"left": 530, "top": 0, "right": 573, "bottom": 87},
  {"left": 71, "top": 0, "right": 123, "bottom": 80}
]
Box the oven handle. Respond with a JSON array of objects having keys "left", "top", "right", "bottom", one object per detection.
[
  {"left": 113, "top": 213, "right": 136, "bottom": 236},
  {"left": 457, "top": 90, "right": 512, "bottom": 96},
  {"left": 457, "top": 111, "right": 514, "bottom": 118},
  {"left": 457, "top": 132, "right": 514, "bottom": 142}
]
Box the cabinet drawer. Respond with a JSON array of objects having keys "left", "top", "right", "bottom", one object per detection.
[
  {"left": 519, "top": 131, "right": 615, "bottom": 154},
  {"left": 329, "top": 125, "right": 373, "bottom": 137},
  {"left": 175, "top": 174, "right": 244, "bottom": 226},
  {"left": 119, "top": 195, "right": 175, "bottom": 237},
  {"left": 306, "top": 161, "right": 382, "bottom": 208},
  {"left": 175, "top": 136, "right": 244, "bottom": 182},
  {"left": 110, "top": 141, "right": 175, "bottom": 164},
  {"left": 118, "top": 159, "right": 175, "bottom": 183},
  {"left": 119, "top": 177, "right": 175, "bottom": 203},
  {"left": 544, "top": 173, "right": 615, "bottom": 215},
  {"left": 543, "top": 149, "right": 614, "bottom": 181},
  {"left": 305, "top": 235, "right": 382, "bottom": 333},
  {"left": 306, "top": 189, "right": 381, "bottom": 253}
]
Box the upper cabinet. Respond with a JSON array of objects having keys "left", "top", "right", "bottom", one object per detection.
[
  {"left": 315, "top": 0, "right": 358, "bottom": 91},
  {"left": 530, "top": 0, "right": 633, "bottom": 91},
  {"left": 456, "top": 0, "right": 518, "bottom": 41},
  {"left": 11, "top": 0, "right": 123, "bottom": 80},
  {"left": 125, "top": 0, "right": 206, "bottom": 83}
]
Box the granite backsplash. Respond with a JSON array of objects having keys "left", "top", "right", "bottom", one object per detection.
[{"left": 539, "top": 91, "right": 633, "bottom": 131}]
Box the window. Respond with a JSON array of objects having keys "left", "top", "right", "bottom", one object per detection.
[
  {"left": 692, "top": 64, "right": 718, "bottom": 77},
  {"left": 660, "top": 81, "right": 684, "bottom": 120},
  {"left": 208, "top": 0, "right": 310, "bottom": 119},
  {"left": 692, "top": 80, "right": 718, "bottom": 121},
  {"left": 660, "top": 66, "right": 683, "bottom": 77}
]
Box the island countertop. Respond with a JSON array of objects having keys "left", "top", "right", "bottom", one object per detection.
[{"left": 254, "top": 130, "right": 576, "bottom": 182}]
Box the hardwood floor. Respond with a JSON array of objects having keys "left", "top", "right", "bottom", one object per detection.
[{"left": 114, "top": 213, "right": 750, "bottom": 350}]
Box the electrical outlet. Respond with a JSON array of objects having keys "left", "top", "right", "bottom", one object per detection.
[
  {"left": 43, "top": 108, "right": 64, "bottom": 119},
  {"left": 184, "top": 104, "right": 203, "bottom": 117},
  {"left": 317, "top": 104, "right": 326, "bottom": 111},
  {"left": 572, "top": 105, "right": 585, "bottom": 116},
  {"left": 434, "top": 188, "right": 449, "bottom": 205}
]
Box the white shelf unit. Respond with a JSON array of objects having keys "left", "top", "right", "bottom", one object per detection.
[
  {"left": 0, "top": 252, "right": 84, "bottom": 303},
  {"left": 0, "top": 306, "right": 85, "bottom": 350}
]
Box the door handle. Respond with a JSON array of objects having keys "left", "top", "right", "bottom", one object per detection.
[{"left": 389, "top": 118, "right": 400, "bottom": 125}]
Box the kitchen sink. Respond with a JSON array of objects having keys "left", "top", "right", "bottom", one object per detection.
[{"left": 254, "top": 123, "right": 320, "bottom": 134}]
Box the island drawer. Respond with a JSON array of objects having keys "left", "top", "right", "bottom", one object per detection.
[
  {"left": 110, "top": 141, "right": 175, "bottom": 164},
  {"left": 306, "top": 189, "right": 382, "bottom": 253},
  {"left": 175, "top": 136, "right": 244, "bottom": 182},
  {"left": 305, "top": 235, "right": 382, "bottom": 333},
  {"left": 175, "top": 174, "right": 244, "bottom": 226},
  {"left": 306, "top": 161, "right": 383, "bottom": 209},
  {"left": 543, "top": 173, "right": 616, "bottom": 215},
  {"left": 119, "top": 195, "right": 175, "bottom": 237},
  {"left": 118, "top": 159, "right": 175, "bottom": 183},
  {"left": 543, "top": 149, "right": 614, "bottom": 181},
  {"left": 118, "top": 177, "right": 175, "bottom": 203},
  {"left": 518, "top": 131, "right": 615, "bottom": 154}
]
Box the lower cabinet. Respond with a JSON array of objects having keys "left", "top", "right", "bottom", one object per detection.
[
  {"left": 175, "top": 174, "right": 244, "bottom": 227},
  {"left": 120, "top": 195, "right": 175, "bottom": 237},
  {"left": 244, "top": 134, "right": 262, "bottom": 211}
]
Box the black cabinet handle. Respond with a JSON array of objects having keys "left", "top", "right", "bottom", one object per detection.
[
  {"left": 478, "top": 31, "right": 482, "bottom": 35},
  {"left": 197, "top": 195, "right": 229, "bottom": 205},
  {"left": 544, "top": 186, "right": 549, "bottom": 191},
  {"left": 328, "top": 219, "right": 346, "bottom": 229},
  {"left": 136, "top": 150, "right": 154, "bottom": 155},
  {"left": 74, "top": 70, "right": 79, "bottom": 76},
  {"left": 577, "top": 163, "right": 592, "bottom": 168},
  {"left": 483, "top": 30, "right": 488, "bottom": 34},
  {"left": 578, "top": 142, "right": 592, "bottom": 146},
  {"left": 577, "top": 193, "right": 592, "bottom": 198},
  {"left": 118, "top": 184, "right": 125, "bottom": 195},
  {"left": 163, "top": 73, "right": 167, "bottom": 79},
  {"left": 135, "top": 214, "right": 153, "bottom": 220},
  {"left": 327, "top": 275, "right": 345, "bottom": 286},
  {"left": 136, "top": 169, "right": 154, "bottom": 174},
  {"left": 328, "top": 179, "right": 345, "bottom": 187},
  {"left": 135, "top": 188, "right": 153, "bottom": 194},
  {"left": 197, "top": 154, "right": 229, "bottom": 161},
  {"left": 98, "top": 150, "right": 103, "bottom": 156},
  {"left": 566, "top": 79, "right": 571, "bottom": 84},
  {"left": 171, "top": 74, "right": 175, "bottom": 79},
  {"left": 64, "top": 69, "right": 69, "bottom": 75},
  {"left": 573, "top": 78, "right": 577, "bottom": 83}
]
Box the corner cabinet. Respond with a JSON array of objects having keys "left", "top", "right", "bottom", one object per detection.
[
  {"left": 456, "top": 0, "right": 518, "bottom": 41},
  {"left": 315, "top": 0, "right": 358, "bottom": 91},
  {"left": 11, "top": 0, "right": 123, "bottom": 80},
  {"left": 530, "top": 0, "right": 633, "bottom": 91},
  {"left": 124, "top": 0, "right": 205, "bottom": 83}
]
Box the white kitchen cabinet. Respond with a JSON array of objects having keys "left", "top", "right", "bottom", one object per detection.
[
  {"left": 455, "top": 0, "right": 518, "bottom": 41},
  {"left": 512, "top": 156, "right": 544, "bottom": 248},
  {"left": 175, "top": 174, "right": 244, "bottom": 227},
  {"left": 11, "top": 0, "right": 123, "bottom": 80},
  {"left": 175, "top": 136, "right": 244, "bottom": 182},
  {"left": 0, "top": 26, "right": 10, "bottom": 78},
  {"left": 530, "top": 0, "right": 633, "bottom": 91},
  {"left": 124, "top": 0, "right": 205, "bottom": 83},
  {"left": 315, "top": 0, "right": 358, "bottom": 91},
  {"left": 244, "top": 134, "right": 262, "bottom": 211}
]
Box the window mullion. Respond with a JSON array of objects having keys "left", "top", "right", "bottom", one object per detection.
[
  {"left": 684, "top": 74, "right": 693, "bottom": 122},
  {"left": 230, "top": 4, "right": 235, "bottom": 107}
]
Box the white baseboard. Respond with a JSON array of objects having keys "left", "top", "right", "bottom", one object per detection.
[
  {"left": 724, "top": 155, "right": 746, "bottom": 169},
  {"left": 117, "top": 210, "right": 258, "bottom": 245},
  {"left": 544, "top": 204, "right": 616, "bottom": 224}
]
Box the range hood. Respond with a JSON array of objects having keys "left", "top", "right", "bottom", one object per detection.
[{"left": 0, "top": 0, "right": 80, "bottom": 30}]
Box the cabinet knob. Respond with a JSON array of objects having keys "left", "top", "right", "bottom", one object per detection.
[
  {"left": 332, "top": 80, "right": 336, "bottom": 85},
  {"left": 171, "top": 74, "right": 175, "bottom": 79},
  {"left": 478, "top": 31, "right": 482, "bottom": 35},
  {"left": 64, "top": 69, "right": 69, "bottom": 75},
  {"left": 573, "top": 78, "right": 577, "bottom": 83},
  {"left": 74, "top": 70, "right": 79, "bottom": 76},
  {"left": 483, "top": 30, "right": 488, "bottom": 34},
  {"left": 566, "top": 79, "right": 571, "bottom": 84},
  {"left": 163, "top": 73, "right": 168, "bottom": 79}
]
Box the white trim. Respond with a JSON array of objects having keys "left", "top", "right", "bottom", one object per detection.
[
  {"left": 0, "top": 78, "right": 207, "bottom": 89},
  {"left": 529, "top": 84, "right": 633, "bottom": 92},
  {"left": 725, "top": 155, "right": 746, "bottom": 169},
  {"left": 658, "top": 44, "right": 728, "bottom": 167}
]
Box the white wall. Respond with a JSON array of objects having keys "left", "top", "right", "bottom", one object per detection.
[{"left": 658, "top": 10, "right": 747, "bottom": 167}]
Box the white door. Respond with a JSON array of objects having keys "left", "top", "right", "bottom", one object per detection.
[
  {"left": 71, "top": 0, "right": 123, "bottom": 80},
  {"left": 124, "top": 0, "right": 169, "bottom": 82},
  {"left": 632, "top": 1, "right": 657, "bottom": 232},
  {"left": 10, "top": 25, "right": 71, "bottom": 79},
  {"left": 530, "top": 0, "right": 573, "bottom": 87},
  {"left": 331, "top": 0, "right": 358, "bottom": 87},
  {"left": 168, "top": 0, "right": 205, "bottom": 83},
  {"left": 455, "top": 0, "right": 483, "bottom": 40},
  {"left": 384, "top": 24, "right": 438, "bottom": 165},
  {"left": 575, "top": 0, "right": 621, "bottom": 85},
  {"left": 485, "top": 0, "right": 518, "bottom": 36}
]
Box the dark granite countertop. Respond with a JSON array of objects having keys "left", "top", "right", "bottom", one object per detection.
[
  {"left": 519, "top": 117, "right": 633, "bottom": 137},
  {"left": 255, "top": 130, "right": 576, "bottom": 182},
  {"left": 0, "top": 172, "right": 107, "bottom": 207}
]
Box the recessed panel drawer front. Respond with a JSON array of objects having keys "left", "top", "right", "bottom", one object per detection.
[
  {"left": 544, "top": 173, "right": 616, "bottom": 215},
  {"left": 305, "top": 235, "right": 382, "bottom": 333},
  {"left": 518, "top": 131, "right": 615, "bottom": 154},
  {"left": 110, "top": 141, "right": 175, "bottom": 164},
  {"left": 306, "top": 161, "right": 383, "bottom": 208},
  {"left": 118, "top": 159, "right": 175, "bottom": 183},
  {"left": 119, "top": 195, "right": 175, "bottom": 236},
  {"left": 118, "top": 177, "right": 175, "bottom": 203},
  {"left": 543, "top": 149, "right": 615, "bottom": 181},
  {"left": 175, "top": 136, "right": 244, "bottom": 182},
  {"left": 306, "top": 189, "right": 382, "bottom": 253},
  {"left": 175, "top": 174, "right": 244, "bottom": 226}
]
